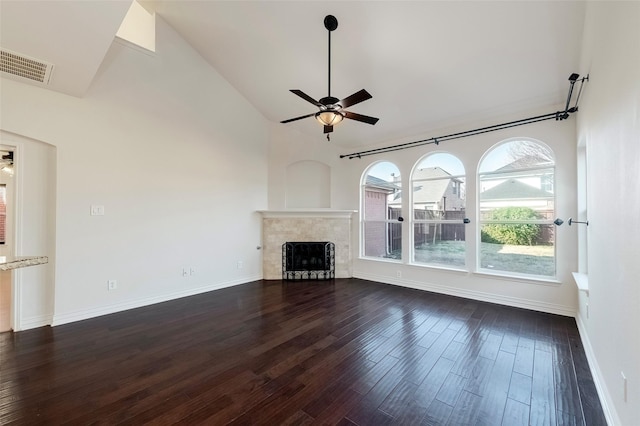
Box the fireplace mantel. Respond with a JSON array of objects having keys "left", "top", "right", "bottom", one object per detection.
[{"left": 258, "top": 210, "right": 356, "bottom": 219}]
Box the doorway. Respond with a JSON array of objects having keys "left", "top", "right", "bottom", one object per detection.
[{"left": 0, "top": 148, "right": 14, "bottom": 332}]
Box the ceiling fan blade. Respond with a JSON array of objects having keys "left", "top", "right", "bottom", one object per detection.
[
  {"left": 339, "top": 89, "right": 372, "bottom": 109},
  {"left": 281, "top": 112, "right": 316, "bottom": 124},
  {"left": 324, "top": 125, "right": 333, "bottom": 134},
  {"left": 290, "top": 90, "right": 322, "bottom": 106},
  {"left": 343, "top": 111, "right": 379, "bottom": 125}
]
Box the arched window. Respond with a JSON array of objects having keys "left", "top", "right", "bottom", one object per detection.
[
  {"left": 478, "top": 139, "right": 556, "bottom": 277},
  {"left": 361, "top": 162, "right": 402, "bottom": 260},
  {"left": 411, "top": 153, "right": 466, "bottom": 268}
]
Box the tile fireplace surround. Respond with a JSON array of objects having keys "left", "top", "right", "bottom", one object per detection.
[{"left": 259, "top": 210, "right": 356, "bottom": 280}]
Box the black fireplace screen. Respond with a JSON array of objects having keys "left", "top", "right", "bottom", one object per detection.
[{"left": 282, "top": 241, "right": 335, "bottom": 280}]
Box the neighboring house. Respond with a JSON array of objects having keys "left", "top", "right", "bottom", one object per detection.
[
  {"left": 363, "top": 175, "right": 400, "bottom": 257},
  {"left": 480, "top": 154, "right": 554, "bottom": 193},
  {"left": 390, "top": 167, "right": 465, "bottom": 213},
  {"left": 364, "top": 174, "right": 400, "bottom": 221},
  {"left": 496, "top": 154, "right": 553, "bottom": 169},
  {"left": 479, "top": 154, "right": 554, "bottom": 214},
  {"left": 479, "top": 178, "right": 554, "bottom": 212}
]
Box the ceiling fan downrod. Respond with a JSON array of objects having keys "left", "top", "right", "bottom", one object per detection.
[{"left": 324, "top": 15, "right": 338, "bottom": 99}]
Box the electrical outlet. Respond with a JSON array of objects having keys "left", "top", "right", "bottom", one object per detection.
[
  {"left": 90, "top": 205, "right": 105, "bottom": 216},
  {"left": 107, "top": 280, "right": 117, "bottom": 291},
  {"left": 586, "top": 303, "right": 589, "bottom": 319},
  {"left": 237, "top": 261, "right": 243, "bottom": 269},
  {"left": 190, "top": 267, "right": 195, "bottom": 276},
  {"left": 621, "top": 372, "right": 627, "bottom": 402},
  {"left": 182, "top": 267, "right": 188, "bottom": 277},
  {"left": 396, "top": 270, "right": 402, "bottom": 278}
]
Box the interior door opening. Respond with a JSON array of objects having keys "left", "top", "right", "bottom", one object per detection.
[{"left": 0, "top": 148, "right": 14, "bottom": 332}]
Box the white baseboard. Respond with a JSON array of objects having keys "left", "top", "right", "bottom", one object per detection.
[
  {"left": 51, "top": 275, "right": 262, "bottom": 327},
  {"left": 353, "top": 272, "right": 576, "bottom": 317},
  {"left": 575, "top": 314, "right": 620, "bottom": 426},
  {"left": 17, "top": 314, "right": 53, "bottom": 331}
]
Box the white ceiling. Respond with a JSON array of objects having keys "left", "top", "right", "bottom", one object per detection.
[
  {"left": 1, "top": 1, "right": 586, "bottom": 147},
  {"left": 0, "top": 1, "right": 131, "bottom": 97}
]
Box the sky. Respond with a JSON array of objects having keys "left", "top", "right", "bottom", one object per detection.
[{"left": 365, "top": 140, "right": 550, "bottom": 182}]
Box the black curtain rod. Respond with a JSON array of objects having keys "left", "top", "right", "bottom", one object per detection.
[{"left": 340, "top": 74, "right": 588, "bottom": 160}]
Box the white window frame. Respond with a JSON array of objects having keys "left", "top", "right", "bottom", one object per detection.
[
  {"left": 410, "top": 153, "right": 467, "bottom": 269},
  {"left": 477, "top": 139, "right": 557, "bottom": 279},
  {"left": 360, "top": 162, "right": 403, "bottom": 262}
]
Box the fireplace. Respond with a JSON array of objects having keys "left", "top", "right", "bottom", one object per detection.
[
  {"left": 282, "top": 241, "right": 335, "bottom": 280},
  {"left": 259, "top": 210, "right": 354, "bottom": 279}
]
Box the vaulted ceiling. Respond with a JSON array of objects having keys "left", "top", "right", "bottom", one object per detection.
[{"left": 0, "top": 1, "right": 586, "bottom": 147}]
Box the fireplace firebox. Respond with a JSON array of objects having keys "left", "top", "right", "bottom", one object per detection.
[{"left": 282, "top": 241, "right": 335, "bottom": 280}]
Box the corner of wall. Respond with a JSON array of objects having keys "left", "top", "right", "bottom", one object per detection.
[{"left": 575, "top": 314, "right": 621, "bottom": 426}]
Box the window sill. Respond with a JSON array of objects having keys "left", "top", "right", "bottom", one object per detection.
[
  {"left": 571, "top": 272, "right": 589, "bottom": 295},
  {"left": 410, "top": 262, "right": 469, "bottom": 275},
  {"left": 358, "top": 256, "right": 402, "bottom": 264},
  {"left": 473, "top": 270, "right": 562, "bottom": 286}
]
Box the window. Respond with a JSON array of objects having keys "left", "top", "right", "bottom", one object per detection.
[
  {"left": 411, "top": 153, "right": 466, "bottom": 268},
  {"left": 478, "top": 139, "right": 556, "bottom": 277},
  {"left": 362, "top": 162, "right": 402, "bottom": 260}
]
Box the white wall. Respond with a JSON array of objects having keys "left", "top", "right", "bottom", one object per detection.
[
  {"left": 285, "top": 160, "right": 331, "bottom": 208},
  {"left": 576, "top": 2, "right": 640, "bottom": 424},
  {"left": 0, "top": 17, "right": 269, "bottom": 326},
  {"left": 268, "top": 123, "right": 344, "bottom": 210}
]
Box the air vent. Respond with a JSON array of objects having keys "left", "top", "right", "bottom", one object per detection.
[{"left": 0, "top": 48, "right": 53, "bottom": 84}]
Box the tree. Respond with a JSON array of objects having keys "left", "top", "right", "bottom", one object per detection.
[
  {"left": 481, "top": 207, "right": 541, "bottom": 245},
  {"left": 506, "top": 140, "right": 554, "bottom": 167}
]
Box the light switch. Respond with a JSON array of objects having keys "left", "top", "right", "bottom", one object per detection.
[{"left": 90, "top": 205, "right": 105, "bottom": 216}]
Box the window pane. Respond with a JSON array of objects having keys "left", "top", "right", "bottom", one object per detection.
[
  {"left": 363, "top": 162, "right": 402, "bottom": 261},
  {"left": 363, "top": 221, "right": 402, "bottom": 259},
  {"left": 480, "top": 169, "right": 554, "bottom": 215},
  {"left": 479, "top": 140, "right": 553, "bottom": 173},
  {"left": 414, "top": 223, "right": 465, "bottom": 267},
  {"left": 480, "top": 224, "right": 555, "bottom": 276},
  {"left": 415, "top": 153, "right": 465, "bottom": 176},
  {"left": 478, "top": 140, "right": 556, "bottom": 278},
  {"left": 364, "top": 188, "right": 402, "bottom": 220},
  {"left": 411, "top": 153, "right": 466, "bottom": 268},
  {"left": 364, "top": 162, "right": 401, "bottom": 220},
  {"left": 413, "top": 178, "right": 466, "bottom": 220}
]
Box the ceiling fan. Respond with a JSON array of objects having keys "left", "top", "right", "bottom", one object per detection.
[{"left": 280, "top": 15, "right": 379, "bottom": 141}]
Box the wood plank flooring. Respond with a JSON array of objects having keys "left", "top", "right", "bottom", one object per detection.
[{"left": 0, "top": 278, "right": 607, "bottom": 425}]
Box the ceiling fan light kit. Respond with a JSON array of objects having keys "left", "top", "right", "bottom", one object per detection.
[
  {"left": 281, "top": 15, "right": 379, "bottom": 140},
  {"left": 316, "top": 110, "right": 344, "bottom": 126}
]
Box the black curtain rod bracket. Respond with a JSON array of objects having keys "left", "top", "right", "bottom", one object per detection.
[{"left": 568, "top": 218, "right": 589, "bottom": 226}]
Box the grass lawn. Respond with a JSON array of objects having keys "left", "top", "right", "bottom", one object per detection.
[{"left": 414, "top": 241, "right": 555, "bottom": 276}]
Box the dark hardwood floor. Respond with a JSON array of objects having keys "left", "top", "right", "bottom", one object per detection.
[{"left": 1, "top": 279, "right": 607, "bottom": 425}]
